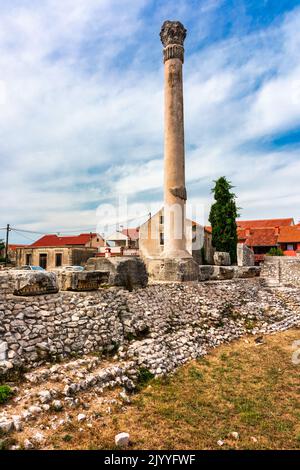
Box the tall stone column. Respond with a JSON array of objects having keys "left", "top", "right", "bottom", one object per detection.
[
  {"left": 160, "top": 21, "right": 190, "bottom": 259},
  {"left": 145, "top": 21, "right": 199, "bottom": 281}
]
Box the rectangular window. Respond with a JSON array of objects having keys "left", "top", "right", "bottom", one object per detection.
[
  {"left": 26, "top": 254, "right": 32, "bottom": 265},
  {"left": 160, "top": 232, "right": 164, "bottom": 246},
  {"left": 39, "top": 253, "right": 47, "bottom": 269},
  {"left": 55, "top": 253, "right": 62, "bottom": 267},
  {"left": 287, "top": 244, "right": 294, "bottom": 251},
  {"left": 160, "top": 215, "right": 164, "bottom": 225}
]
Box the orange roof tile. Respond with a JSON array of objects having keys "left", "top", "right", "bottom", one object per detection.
[
  {"left": 238, "top": 227, "right": 277, "bottom": 247},
  {"left": 121, "top": 228, "right": 139, "bottom": 240},
  {"left": 237, "top": 218, "right": 294, "bottom": 229},
  {"left": 278, "top": 226, "right": 300, "bottom": 243}
]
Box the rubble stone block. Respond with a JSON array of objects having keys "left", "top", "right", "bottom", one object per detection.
[
  {"left": 0, "top": 271, "right": 58, "bottom": 296},
  {"left": 85, "top": 257, "right": 148, "bottom": 289},
  {"left": 214, "top": 252, "right": 231, "bottom": 266},
  {"left": 57, "top": 270, "right": 109, "bottom": 291},
  {"left": 146, "top": 257, "right": 199, "bottom": 282}
]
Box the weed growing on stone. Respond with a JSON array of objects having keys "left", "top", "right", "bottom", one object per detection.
[
  {"left": 137, "top": 367, "right": 155, "bottom": 388},
  {"left": 0, "top": 385, "right": 13, "bottom": 404}
]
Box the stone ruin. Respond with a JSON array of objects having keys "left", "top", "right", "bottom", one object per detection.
[
  {"left": 85, "top": 256, "right": 148, "bottom": 289},
  {"left": 261, "top": 256, "right": 300, "bottom": 287}
]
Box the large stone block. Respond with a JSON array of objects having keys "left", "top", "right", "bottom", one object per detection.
[
  {"left": 85, "top": 257, "right": 148, "bottom": 289},
  {"left": 234, "top": 266, "right": 260, "bottom": 279},
  {"left": 0, "top": 271, "right": 58, "bottom": 296},
  {"left": 57, "top": 270, "right": 109, "bottom": 291},
  {"left": 237, "top": 243, "right": 255, "bottom": 267},
  {"left": 213, "top": 252, "right": 231, "bottom": 266},
  {"left": 261, "top": 256, "right": 300, "bottom": 287},
  {"left": 146, "top": 257, "right": 199, "bottom": 282}
]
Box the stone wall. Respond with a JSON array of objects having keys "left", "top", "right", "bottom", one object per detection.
[
  {"left": 237, "top": 243, "right": 255, "bottom": 267},
  {"left": 261, "top": 256, "right": 300, "bottom": 287},
  {"left": 1, "top": 273, "right": 299, "bottom": 376}
]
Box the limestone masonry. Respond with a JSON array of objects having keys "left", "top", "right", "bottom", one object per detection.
[{"left": 1, "top": 274, "right": 300, "bottom": 375}]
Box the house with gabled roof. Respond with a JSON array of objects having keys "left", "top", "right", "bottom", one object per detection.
[{"left": 16, "top": 233, "right": 104, "bottom": 270}]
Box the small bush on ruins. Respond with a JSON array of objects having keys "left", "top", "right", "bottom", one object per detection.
[
  {"left": 137, "top": 367, "right": 155, "bottom": 388},
  {"left": 209, "top": 176, "right": 239, "bottom": 264},
  {"left": 0, "top": 385, "right": 13, "bottom": 404},
  {"left": 267, "top": 247, "right": 284, "bottom": 256}
]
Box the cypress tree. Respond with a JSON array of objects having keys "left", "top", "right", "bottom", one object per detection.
[{"left": 209, "top": 176, "right": 239, "bottom": 263}]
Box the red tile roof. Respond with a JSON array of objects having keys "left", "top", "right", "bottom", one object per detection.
[
  {"left": 8, "top": 244, "right": 27, "bottom": 250},
  {"left": 121, "top": 228, "right": 139, "bottom": 241},
  {"left": 237, "top": 218, "right": 294, "bottom": 229},
  {"left": 277, "top": 226, "right": 300, "bottom": 243},
  {"left": 208, "top": 218, "right": 298, "bottom": 247},
  {"left": 30, "top": 233, "right": 98, "bottom": 247},
  {"left": 238, "top": 227, "right": 278, "bottom": 247}
]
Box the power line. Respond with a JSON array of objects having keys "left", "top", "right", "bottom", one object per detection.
[
  {"left": 11, "top": 229, "right": 37, "bottom": 242},
  {"left": 3, "top": 212, "right": 149, "bottom": 240}
]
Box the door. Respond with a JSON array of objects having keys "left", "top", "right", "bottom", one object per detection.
[
  {"left": 39, "top": 253, "right": 47, "bottom": 269},
  {"left": 55, "top": 253, "right": 62, "bottom": 267}
]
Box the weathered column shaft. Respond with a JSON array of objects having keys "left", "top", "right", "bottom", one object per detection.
[{"left": 160, "top": 21, "right": 190, "bottom": 258}]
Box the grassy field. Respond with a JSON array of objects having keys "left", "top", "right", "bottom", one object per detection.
[{"left": 50, "top": 328, "right": 300, "bottom": 450}]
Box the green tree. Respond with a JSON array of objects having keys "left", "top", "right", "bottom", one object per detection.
[
  {"left": 0, "top": 239, "right": 5, "bottom": 262},
  {"left": 209, "top": 176, "right": 239, "bottom": 263}
]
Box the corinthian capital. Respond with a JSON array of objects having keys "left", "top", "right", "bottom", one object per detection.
[
  {"left": 160, "top": 21, "right": 187, "bottom": 47},
  {"left": 160, "top": 21, "right": 186, "bottom": 63}
]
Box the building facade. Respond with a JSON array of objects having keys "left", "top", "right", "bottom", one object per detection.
[
  {"left": 139, "top": 209, "right": 212, "bottom": 264},
  {"left": 16, "top": 233, "right": 104, "bottom": 270}
]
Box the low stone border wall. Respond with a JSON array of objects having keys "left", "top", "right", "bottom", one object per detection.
[
  {"left": 1, "top": 277, "right": 299, "bottom": 376},
  {"left": 199, "top": 265, "right": 260, "bottom": 281}
]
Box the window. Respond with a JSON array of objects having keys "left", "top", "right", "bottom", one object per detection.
[
  {"left": 160, "top": 232, "right": 164, "bottom": 246},
  {"left": 55, "top": 253, "right": 62, "bottom": 267},
  {"left": 26, "top": 254, "right": 32, "bottom": 265},
  {"left": 159, "top": 215, "right": 164, "bottom": 225},
  {"left": 39, "top": 253, "right": 47, "bottom": 269},
  {"left": 287, "top": 244, "right": 294, "bottom": 251}
]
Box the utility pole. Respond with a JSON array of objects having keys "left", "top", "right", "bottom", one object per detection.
[{"left": 5, "top": 224, "right": 10, "bottom": 267}]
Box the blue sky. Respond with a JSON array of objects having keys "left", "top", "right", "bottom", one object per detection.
[{"left": 0, "top": 0, "right": 300, "bottom": 244}]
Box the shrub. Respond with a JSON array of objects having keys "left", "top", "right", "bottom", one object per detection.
[
  {"left": 0, "top": 385, "right": 13, "bottom": 404},
  {"left": 137, "top": 367, "right": 155, "bottom": 387},
  {"left": 267, "top": 247, "right": 284, "bottom": 256}
]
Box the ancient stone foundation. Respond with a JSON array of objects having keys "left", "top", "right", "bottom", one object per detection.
[{"left": 1, "top": 275, "right": 300, "bottom": 377}]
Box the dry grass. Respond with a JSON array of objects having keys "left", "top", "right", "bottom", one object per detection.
[{"left": 44, "top": 328, "right": 300, "bottom": 450}]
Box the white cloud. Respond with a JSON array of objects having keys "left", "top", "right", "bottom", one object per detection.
[{"left": 1, "top": 1, "right": 300, "bottom": 244}]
